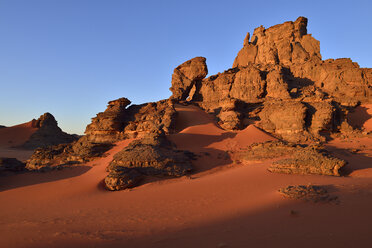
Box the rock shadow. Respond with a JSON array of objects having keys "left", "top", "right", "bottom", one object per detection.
[{"left": 0, "top": 165, "right": 91, "bottom": 192}]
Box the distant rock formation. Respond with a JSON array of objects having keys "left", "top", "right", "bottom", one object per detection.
[
  {"left": 22, "top": 113, "right": 77, "bottom": 149},
  {"left": 0, "top": 125, "right": 6, "bottom": 129},
  {"left": 170, "top": 17, "right": 372, "bottom": 142}
]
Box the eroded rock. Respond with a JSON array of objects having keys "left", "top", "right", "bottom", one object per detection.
[
  {"left": 268, "top": 146, "right": 346, "bottom": 176},
  {"left": 279, "top": 185, "right": 338, "bottom": 203},
  {"left": 22, "top": 113, "right": 77, "bottom": 149},
  {"left": 104, "top": 169, "right": 143, "bottom": 191}
]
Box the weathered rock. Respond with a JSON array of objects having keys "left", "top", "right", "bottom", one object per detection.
[
  {"left": 0, "top": 157, "right": 25, "bottom": 172},
  {"left": 258, "top": 101, "right": 308, "bottom": 142},
  {"left": 268, "top": 146, "right": 346, "bottom": 176},
  {"left": 233, "top": 141, "right": 297, "bottom": 161},
  {"left": 168, "top": 16, "right": 371, "bottom": 143},
  {"left": 85, "top": 98, "right": 177, "bottom": 143},
  {"left": 0, "top": 125, "right": 6, "bottom": 129},
  {"left": 170, "top": 57, "right": 208, "bottom": 101},
  {"left": 279, "top": 185, "right": 338, "bottom": 203},
  {"left": 233, "top": 17, "right": 321, "bottom": 68},
  {"left": 22, "top": 113, "right": 77, "bottom": 149},
  {"left": 107, "top": 129, "right": 194, "bottom": 178},
  {"left": 104, "top": 169, "right": 143, "bottom": 191}
]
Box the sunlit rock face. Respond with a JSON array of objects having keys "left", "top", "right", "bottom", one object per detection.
[{"left": 169, "top": 17, "right": 372, "bottom": 142}]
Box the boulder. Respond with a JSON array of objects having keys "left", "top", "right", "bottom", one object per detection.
[
  {"left": 104, "top": 169, "right": 143, "bottom": 191},
  {"left": 169, "top": 57, "right": 208, "bottom": 101}
]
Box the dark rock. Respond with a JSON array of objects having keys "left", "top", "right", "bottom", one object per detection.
[
  {"left": 107, "top": 129, "right": 193, "bottom": 178},
  {"left": 279, "top": 185, "right": 338, "bottom": 203},
  {"left": 22, "top": 113, "right": 77, "bottom": 149},
  {"left": 0, "top": 157, "right": 25, "bottom": 172},
  {"left": 104, "top": 169, "right": 143, "bottom": 191}
]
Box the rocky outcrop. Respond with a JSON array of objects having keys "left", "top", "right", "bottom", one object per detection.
[
  {"left": 26, "top": 137, "right": 113, "bottom": 171},
  {"left": 0, "top": 125, "right": 6, "bottom": 129},
  {"left": 104, "top": 169, "right": 143, "bottom": 191},
  {"left": 169, "top": 16, "right": 372, "bottom": 142},
  {"left": 268, "top": 146, "right": 346, "bottom": 176},
  {"left": 85, "top": 98, "right": 177, "bottom": 143},
  {"left": 105, "top": 129, "right": 194, "bottom": 190},
  {"left": 0, "top": 157, "right": 25, "bottom": 173},
  {"left": 279, "top": 185, "right": 338, "bottom": 203},
  {"left": 170, "top": 57, "right": 208, "bottom": 101},
  {"left": 22, "top": 113, "right": 77, "bottom": 149}
]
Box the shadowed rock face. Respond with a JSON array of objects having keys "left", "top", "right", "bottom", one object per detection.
[
  {"left": 279, "top": 185, "right": 338, "bottom": 203},
  {"left": 105, "top": 129, "right": 194, "bottom": 190},
  {"left": 169, "top": 17, "right": 372, "bottom": 142},
  {"left": 0, "top": 157, "right": 25, "bottom": 172},
  {"left": 22, "top": 113, "right": 77, "bottom": 149}
]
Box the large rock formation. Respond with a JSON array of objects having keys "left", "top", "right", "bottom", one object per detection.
[
  {"left": 26, "top": 98, "right": 178, "bottom": 171},
  {"left": 22, "top": 113, "right": 77, "bottom": 149},
  {"left": 170, "top": 17, "right": 372, "bottom": 142}
]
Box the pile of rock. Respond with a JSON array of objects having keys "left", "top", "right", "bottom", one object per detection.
[
  {"left": 104, "top": 129, "right": 194, "bottom": 190},
  {"left": 279, "top": 185, "right": 338, "bottom": 203}
]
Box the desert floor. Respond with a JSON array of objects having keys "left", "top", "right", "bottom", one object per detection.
[{"left": 0, "top": 104, "right": 371, "bottom": 248}]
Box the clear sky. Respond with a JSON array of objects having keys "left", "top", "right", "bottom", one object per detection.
[{"left": 1, "top": 0, "right": 371, "bottom": 134}]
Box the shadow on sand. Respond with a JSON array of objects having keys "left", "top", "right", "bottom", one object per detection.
[{"left": 0, "top": 165, "right": 91, "bottom": 192}]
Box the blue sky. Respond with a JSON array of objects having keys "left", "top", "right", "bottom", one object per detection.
[{"left": 0, "top": 0, "right": 371, "bottom": 134}]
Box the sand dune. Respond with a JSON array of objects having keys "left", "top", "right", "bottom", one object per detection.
[
  {"left": 0, "top": 121, "right": 37, "bottom": 148},
  {"left": 0, "top": 105, "right": 371, "bottom": 248}
]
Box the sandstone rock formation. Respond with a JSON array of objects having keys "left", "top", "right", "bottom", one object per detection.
[
  {"left": 85, "top": 98, "right": 177, "bottom": 143},
  {"left": 169, "top": 17, "right": 372, "bottom": 142},
  {"left": 279, "top": 185, "right": 338, "bottom": 203},
  {"left": 26, "top": 98, "right": 178, "bottom": 170},
  {"left": 22, "top": 113, "right": 77, "bottom": 149},
  {"left": 268, "top": 146, "right": 346, "bottom": 176},
  {"left": 169, "top": 57, "right": 208, "bottom": 101},
  {"left": 105, "top": 129, "right": 194, "bottom": 190}
]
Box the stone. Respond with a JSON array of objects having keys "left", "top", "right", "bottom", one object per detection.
[
  {"left": 279, "top": 185, "right": 338, "bottom": 203},
  {"left": 0, "top": 157, "right": 25, "bottom": 172},
  {"left": 85, "top": 98, "right": 177, "bottom": 143},
  {"left": 258, "top": 101, "right": 308, "bottom": 142},
  {"left": 22, "top": 113, "right": 77, "bottom": 149},
  {"left": 268, "top": 146, "right": 346, "bottom": 176},
  {"left": 106, "top": 129, "right": 194, "bottom": 187},
  {"left": 104, "top": 169, "right": 143, "bottom": 191},
  {"left": 169, "top": 57, "right": 208, "bottom": 101}
]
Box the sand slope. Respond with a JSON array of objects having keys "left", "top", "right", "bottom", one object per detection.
[
  {"left": 0, "top": 121, "right": 37, "bottom": 148},
  {"left": 0, "top": 105, "right": 372, "bottom": 248}
]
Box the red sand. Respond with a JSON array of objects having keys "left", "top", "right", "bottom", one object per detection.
[
  {"left": 0, "top": 121, "right": 37, "bottom": 148},
  {"left": 0, "top": 105, "right": 372, "bottom": 248}
]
